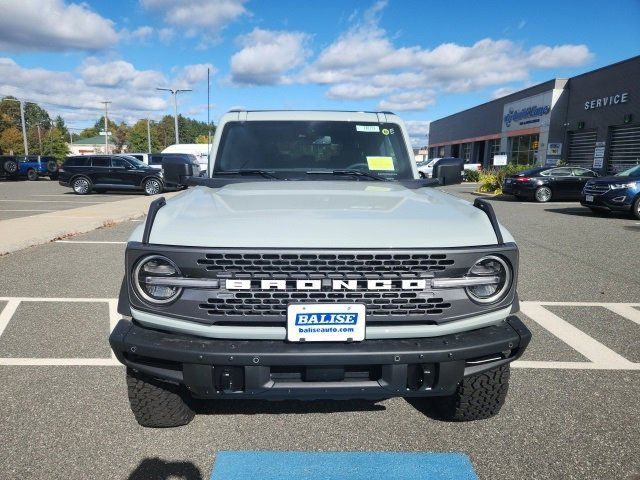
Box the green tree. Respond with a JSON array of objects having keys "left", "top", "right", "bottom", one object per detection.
[
  {"left": 0, "top": 126, "right": 24, "bottom": 155},
  {"left": 113, "top": 122, "right": 129, "bottom": 153},
  {"left": 45, "top": 127, "right": 70, "bottom": 162},
  {"left": 54, "top": 115, "right": 69, "bottom": 138},
  {"left": 24, "top": 102, "right": 51, "bottom": 130},
  {"left": 0, "top": 96, "right": 21, "bottom": 132},
  {"left": 128, "top": 119, "right": 162, "bottom": 153}
]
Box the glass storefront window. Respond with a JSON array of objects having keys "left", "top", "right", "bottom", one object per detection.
[
  {"left": 461, "top": 142, "right": 472, "bottom": 161},
  {"left": 438, "top": 146, "right": 445, "bottom": 157},
  {"left": 508, "top": 134, "right": 539, "bottom": 165},
  {"left": 488, "top": 139, "right": 501, "bottom": 161}
]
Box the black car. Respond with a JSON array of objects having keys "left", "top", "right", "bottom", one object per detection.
[
  {"left": 59, "top": 155, "right": 164, "bottom": 195},
  {"left": 502, "top": 166, "right": 598, "bottom": 202}
]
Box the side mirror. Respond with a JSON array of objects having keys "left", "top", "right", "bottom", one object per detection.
[
  {"left": 433, "top": 158, "right": 464, "bottom": 186},
  {"left": 162, "top": 156, "right": 199, "bottom": 185}
]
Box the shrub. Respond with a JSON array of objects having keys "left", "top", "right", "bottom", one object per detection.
[
  {"left": 477, "top": 164, "right": 535, "bottom": 194},
  {"left": 463, "top": 169, "right": 481, "bottom": 182}
]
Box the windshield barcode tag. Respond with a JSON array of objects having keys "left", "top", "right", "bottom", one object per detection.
[{"left": 356, "top": 125, "right": 380, "bottom": 133}]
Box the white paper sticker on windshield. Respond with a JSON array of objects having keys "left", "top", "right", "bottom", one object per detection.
[{"left": 356, "top": 125, "right": 380, "bottom": 133}]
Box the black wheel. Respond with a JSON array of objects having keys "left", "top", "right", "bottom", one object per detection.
[
  {"left": 428, "top": 364, "right": 510, "bottom": 421},
  {"left": 534, "top": 186, "right": 552, "bottom": 203},
  {"left": 3, "top": 159, "right": 18, "bottom": 175},
  {"left": 71, "top": 176, "right": 91, "bottom": 195},
  {"left": 46, "top": 160, "right": 58, "bottom": 173},
  {"left": 143, "top": 177, "right": 163, "bottom": 196},
  {"left": 26, "top": 169, "right": 38, "bottom": 181},
  {"left": 633, "top": 196, "right": 640, "bottom": 220},
  {"left": 126, "top": 368, "right": 194, "bottom": 428},
  {"left": 419, "top": 171, "right": 426, "bottom": 178}
]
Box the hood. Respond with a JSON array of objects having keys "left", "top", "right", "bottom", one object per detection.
[{"left": 132, "top": 181, "right": 512, "bottom": 248}]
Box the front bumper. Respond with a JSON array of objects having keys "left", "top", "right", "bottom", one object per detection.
[
  {"left": 580, "top": 192, "right": 635, "bottom": 212},
  {"left": 109, "top": 315, "right": 531, "bottom": 400}
]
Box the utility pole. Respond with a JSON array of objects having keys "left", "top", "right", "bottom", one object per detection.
[
  {"left": 156, "top": 87, "right": 191, "bottom": 144},
  {"left": 147, "top": 118, "right": 152, "bottom": 153},
  {"left": 207, "top": 67, "right": 211, "bottom": 165},
  {"left": 36, "top": 124, "right": 43, "bottom": 154},
  {"left": 100, "top": 101, "right": 111, "bottom": 154},
  {"left": 19, "top": 100, "right": 28, "bottom": 155}
]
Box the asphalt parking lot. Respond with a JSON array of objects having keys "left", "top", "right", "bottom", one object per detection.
[
  {"left": 0, "top": 184, "right": 638, "bottom": 480},
  {"left": 0, "top": 178, "right": 142, "bottom": 220}
]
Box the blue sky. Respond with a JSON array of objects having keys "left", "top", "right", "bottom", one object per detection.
[{"left": 0, "top": 0, "right": 638, "bottom": 144}]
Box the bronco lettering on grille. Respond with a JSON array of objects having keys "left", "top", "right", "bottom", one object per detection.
[{"left": 225, "top": 279, "right": 428, "bottom": 291}]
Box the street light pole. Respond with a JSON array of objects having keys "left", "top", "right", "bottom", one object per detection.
[
  {"left": 100, "top": 101, "right": 111, "bottom": 154},
  {"left": 36, "top": 124, "right": 42, "bottom": 153},
  {"left": 156, "top": 87, "right": 191, "bottom": 144}
]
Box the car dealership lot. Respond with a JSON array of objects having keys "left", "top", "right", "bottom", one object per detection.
[
  {"left": 0, "top": 178, "right": 141, "bottom": 221},
  {"left": 0, "top": 190, "right": 639, "bottom": 479}
]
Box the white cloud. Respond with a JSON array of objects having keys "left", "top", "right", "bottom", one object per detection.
[
  {"left": 231, "top": 28, "right": 310, "bottom": 85},
  {"left": 491, "top": 86, "right": 519, "bottom": 99},
  {"left": 141, "top": 0, "right": 248, "bottom": 42},
  {"left": 0, "top": 57, "right": 217, "bottom": 126},
  {"left": 0, "top": 0, "right": 118, "bottom": 51},
  {"left": 377, "top": 91, "right": 435, "bottom": 112},
  {"left": 158, "top": 27, "right": 175, "bottom": 43},
  {"left": 121, "top": 25, "right": 154, "bottom": 42},
  {"left": 288, "top": 2, "right": 593, "bottom": 109}
]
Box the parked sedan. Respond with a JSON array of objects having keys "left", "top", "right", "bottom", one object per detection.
[
  {"left": 503, "top": 166, "right": 598, "bottom": 202},
  {"left": 581, "top": 164, "right": 640, "bottom": 219},
  {"left": 58, "top": 154, "right": 164, "bottom": 195}
]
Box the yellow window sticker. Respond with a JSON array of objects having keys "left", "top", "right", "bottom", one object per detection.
[{"left": 366, "top": 156, "right": 395, "bottom": 171}]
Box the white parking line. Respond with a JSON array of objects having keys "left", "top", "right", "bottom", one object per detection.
[
  {"left": 0, "top": 300, "right": 20, "bottom": 338},
  {"left": 54, "top": 240, "right": 127, "bottom": 244},
  {"left": 519, "top": 302, "right": 635, "bottom": 368},
  {"left": 0, "top": 199, "right": 100, "bottom": 204},
  {"left": 0, "top": 209, "right": 57, "bottom": 212}
]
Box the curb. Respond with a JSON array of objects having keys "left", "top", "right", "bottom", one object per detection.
[{"left": 0, "top": 192, "right": 179, "bottom": 255}]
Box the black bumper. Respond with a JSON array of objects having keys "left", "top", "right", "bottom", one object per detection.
[
  {"left": 580, "top": 194, "right": 633, "bottom": 213},
  {"left": 110, "top": 316, "right": 531, "bottom": 401}
]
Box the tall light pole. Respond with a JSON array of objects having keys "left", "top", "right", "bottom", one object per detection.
[
  {"left": 100, "top": 101, "right": 111, "bottom": 154},
  {"left": 156, "top": 87, "right": 191, "bottom": 144}
]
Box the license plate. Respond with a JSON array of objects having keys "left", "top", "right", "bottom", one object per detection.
[
  {"left": 585, "top": 195, "right": 594, "bottom": 202},
  {"left": 287, "top": 303, "right": 366, "bottom": 342}
]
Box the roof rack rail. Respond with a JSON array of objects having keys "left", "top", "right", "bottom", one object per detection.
[
  {"left": 473, "top": 198, "right": 504, "bottom": 244},
  {"left": 142, "top": 196, "right": 166, "bottom": 244}
]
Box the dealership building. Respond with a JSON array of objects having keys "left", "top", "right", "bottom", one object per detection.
[{"left": 427, "top": 56, "right": 639, "bottom": 174}]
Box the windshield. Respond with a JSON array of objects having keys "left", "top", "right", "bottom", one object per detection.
[
  {"left": 214, "top": 121, "right": 413, "bottom": 180},
  {"left": 616, "top": 165, "right": 640, "bottom": 177}
]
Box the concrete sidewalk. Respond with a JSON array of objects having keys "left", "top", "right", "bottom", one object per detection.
[{"left": 0, "top": 192, "right": 178, "bottom": 255}]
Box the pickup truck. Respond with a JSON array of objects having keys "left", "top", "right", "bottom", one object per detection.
[{"left": 109, "top": 110, "right": 530, "bottom": 427}]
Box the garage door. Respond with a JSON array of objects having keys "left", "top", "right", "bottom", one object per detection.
[
  {"left": 608, "top": 123, "right": 640, "bottom": 174},
  {"left": 566, "top": 130, "right": 597, "bottom": 168}
]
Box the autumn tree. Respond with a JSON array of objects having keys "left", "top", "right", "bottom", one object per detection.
[{"left": 0, "top": 126, "right": 24, "bottom": 155}]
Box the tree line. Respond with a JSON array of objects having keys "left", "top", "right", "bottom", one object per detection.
[{"left": 0, "top": 96, "right": 214, "bottom": 161}]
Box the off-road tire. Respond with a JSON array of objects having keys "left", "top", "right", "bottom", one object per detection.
[
  {"left": 26, "top": 169, "right": 38, "bottom": 181},
  {"left": 429, "top": 364, "right": 510, "bottom": 421},
  {"left": 46, "top": 160, "right": 58, "bottom": 173},
  {"left": 3, "top": 159, "right": 18, "bottom": 175},
  {"left": 633, "top": 196, "right": 640, "bottom": 220},
  {"left": 126, "top": 368, "right": 194, "bottom": 428}
]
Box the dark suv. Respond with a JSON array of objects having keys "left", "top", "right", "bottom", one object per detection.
[{"left": 59, "top": 155, "right": 164, "bottom": 195}]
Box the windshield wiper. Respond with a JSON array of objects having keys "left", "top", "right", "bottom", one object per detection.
[
  {"left": 212, "top": 169, "right": 280, "bottom": 179},
  {"left": 305, "top": 169, "right": 388, "bottom": 181}
]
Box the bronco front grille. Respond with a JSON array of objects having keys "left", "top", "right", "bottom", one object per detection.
[
  {"left": 584, "top": 183, "right": 610, "bottom": 195},
  {"left": 199, "top": 290, "right": 451, "bottom": 317},
  {"left": 196, "top": 252, "right": 454, "bottom": 279}
]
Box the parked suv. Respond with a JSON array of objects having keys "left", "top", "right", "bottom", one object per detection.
[
  {"left": 16, "top": 155, "right": 59, "bottom": 180},
  {"left": 581, "top": 164, "right": 640, "bottom": 219},
  {"left": 110, "top": 110, "right": 531, "bottom": 427},
  {"left": 59, "top": 154, "right": 164, "bottom": 195}
]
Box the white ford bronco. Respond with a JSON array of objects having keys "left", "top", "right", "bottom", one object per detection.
[{"left": 110, "top": 110, "right": 531, "bottom": 427}]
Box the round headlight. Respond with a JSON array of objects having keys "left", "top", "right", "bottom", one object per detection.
[
  {"left": 133, "top": 255, "right": 182, "bottom": 304},
  {"left": 466, "top": 255, "right": 512, "bottom": 304}
]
